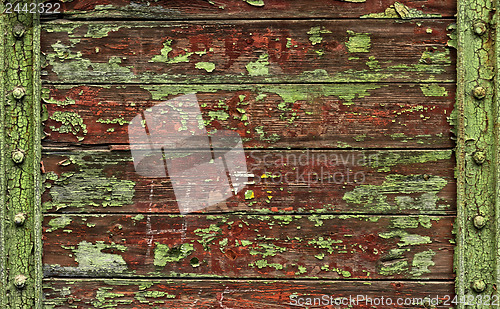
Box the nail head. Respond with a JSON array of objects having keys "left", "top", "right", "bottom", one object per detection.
[
  {"left": 12, "top": 149, "right": 25, "bottom": 164},
  {"left": 12, "top": 86, "right": 26, "bottom": 100}
]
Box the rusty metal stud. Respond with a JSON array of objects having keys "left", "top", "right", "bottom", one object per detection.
[
  {"left": 12, "top": 23, "right": 25, "bottom": 39},
  {"left": 14, "top": 213, "right": 26, "bottom": 227},
  {"left": 473, "top": 151, "right": 486, "bottom": 165},
  {"left": 473, "top": 86, "right": 486, "bottom": 100},
  {"left": 12, "top": 86, "right": 26, "bottom": 100},
  {"left": 473, "top": 22, "right": 487, "bottom": 35},
  {"left": 14, "top": 274, "right": 27, "bottom": 289},
  {"left": 12, "top": 149, "right": 25, "bottom": 164},
  {"left": 472, "top": 280, "right": 486, "bottom": 293},
  {"left": 473, "top": 215, "right": 486, "bottom": 229}
]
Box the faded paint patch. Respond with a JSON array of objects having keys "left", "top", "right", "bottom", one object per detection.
[
  {"left": 345, "top": 30, "right": 371, "bottom": 53},
  {"left": 343, "top": 174, "right": 448, "bottom": 212}
]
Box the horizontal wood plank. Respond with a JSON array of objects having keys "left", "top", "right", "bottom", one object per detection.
[
  {"left": 41, "top": 20, "right": 456, "bottom": 84},
  {"left": 42, "top": 214, "right": 454, "bottom": 279},
  {"left": 43, "top": 0, "right": 456, "bottom": 20},
  {"left": 42, "top": 84, "right": 455, "bottom": 148},
  {"left": 43, "top": 279, "right": 455, "bottom": 308},
  {"left": 42, "top": 150, "right": 456, "bottom": 214}
]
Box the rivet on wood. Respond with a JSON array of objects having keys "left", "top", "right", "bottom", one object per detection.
[
  {"left": 472, "top": 280, "right": 486, "bottom": 293},
  {"left": 472, "top": 151, "right": 486, "bottom": 165},
  {"left": 473, "top": 86, "right": 486, "bottom": 100},
  {"left": 473, "top": 22, "right": 487, "bottom": 35},
  {"left": 12, "top": 23, "right": 25, "bottom": 39},
  {"left": 12, "top": 149, "right": 25, "bottom": 164},
  {"left": 12, "top": 86, "right": 26, "bottom": 100},
  {"left": 14, "top": 213, "right": 26, "bottom": 227},
  {"left": 473, "top": 215, "right": 486, "bottom": 229},
  {"left": 14, "top": 274, "right": 27, "bottom": 289}
]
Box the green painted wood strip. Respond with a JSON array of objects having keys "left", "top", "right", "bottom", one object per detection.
[
  {"left": 42, "top": 279, "right": 456, "bottom": 308},
  {"left": 455, "top": 0, "right": 500, "bottom": 306},
  {"left": 0, "top": 1, "right": 43, "bottom": 308}
]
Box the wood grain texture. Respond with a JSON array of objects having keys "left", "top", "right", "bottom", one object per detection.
[
  {"left": 42, "top": 84, "right": 455, "bottom": 148},
  {"left": 41, "top": 20, "right": 456, "bottom": 84},
  {"left": 41, "top": 150, "right": 455, "bottom": 214},
  {"left": 43, "top": 279, "right": 455, "bottom": 308},
  {"left": 43, "top": 0, "right": 456, "bottom": 20},
  {"left": 42, "top": 214, "right": 454, "bottom": 279}
]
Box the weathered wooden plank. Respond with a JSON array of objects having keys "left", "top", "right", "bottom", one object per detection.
[
  {"left": 43, "top": 0, "right": 456, "bottom": 20},
  {"left": 42, "top": 150, "right": 455, "bottom": 214},
  {"left": 43, "top": 279, "right": 455, "bottom": 308},
  {"left": 42, "top": 84, "right": 455, "bottom": 148},
  {"left": 42, "top": 214, "right": 454, "bottom": 279},
  {"left": 41, "top": 20, "right": 456, "bottom": 84}
]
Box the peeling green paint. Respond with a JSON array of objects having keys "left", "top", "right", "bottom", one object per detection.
[
  {"left": 246, "top": 54, "right": 269, "bottom": 76},
  {"left": 379, "top": 230, "right": 432, "bottom": 247},
  {"left": 154, "top": 243, "right": 194, "bottom": 267},
  {"left": 84, "top": 24, "right": 129, "bottom": 39},
  {"left": 410, "top": 249, "right": 436, "bottom": 277},
  {"left": 150, "top": 40, "right": 194, "bottom": 64},
  {"left": 249, "top": 259, "right": 284, "bottom": 270},
  {"left": 364, "top": 150, "right": 452, "bottom": 170},
  {"left": 243, "top": 0, "right": 265, "bottom": 6},
  {"left": 96, "top": 117, "right": 129, "bottom": 125},
  {"left": 420, "top": 84, "right": 448, "bottom": 97},
  {"left": 343, "top": 174, "right": 449, "bottom": 212},
  {"left": 43, "top": 153, "right": 136, "bottom": 211},
  {"left": 307, "top": 26, "right": 332, "bottom": 45},
  {"left": 361, "top": 2, "right": 441, "bottom": 19},
  {"left": 49, "top": 111, "right": 87, "bottom": 141},
  {"left": 47, "top": 216, "right": 72, "bottom": 233},
  {"left": 64, "top": 241, "right": 129, "bottom": 275},
  {"left": 249, "top": 243, "right": 286, "bottom": 258},
  {"left": 195, "top": 62, "right": 216, "bottom": 72},
  {"left": 379, "top": 260, "right": 408, "bottom": 276},
  {"left": 91, "top": 287, "right": 132, "bottom": 308},
  {"left": 307, "top": 237, "right": 343, "bottom": 254},
  {"left": 345, "top": 30, "right": 371, "bottom": 53}
]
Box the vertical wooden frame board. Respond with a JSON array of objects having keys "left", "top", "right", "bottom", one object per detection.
[
  {"left": 0, "top": 1, "right": 42, "bottom": 308},
  {"left": 455, "top": 0, "right": 500, "bottom": 306}
]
